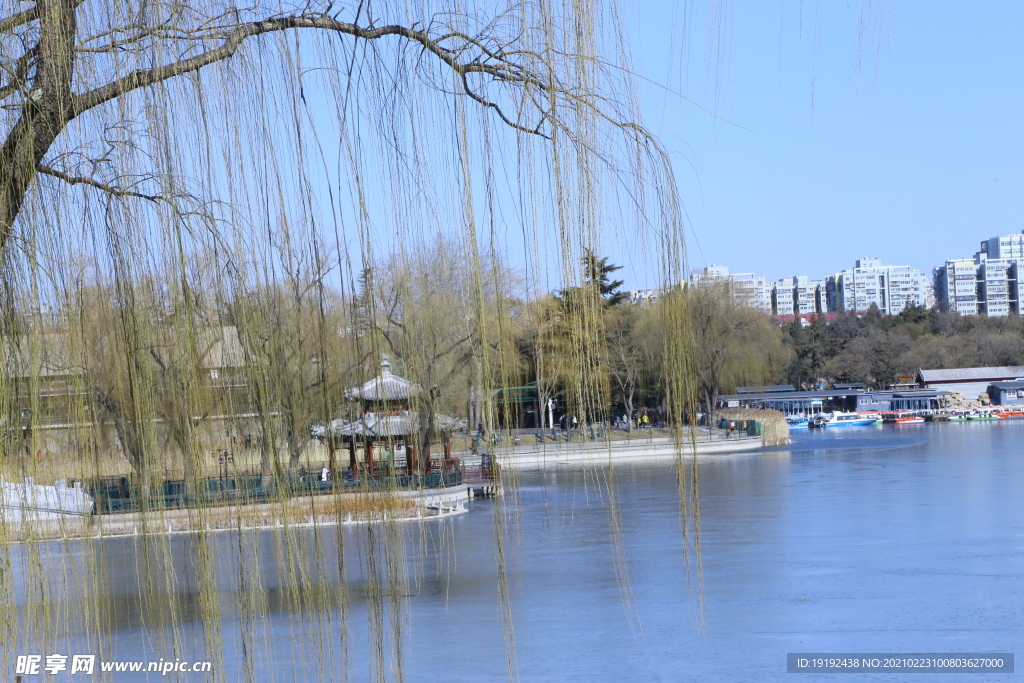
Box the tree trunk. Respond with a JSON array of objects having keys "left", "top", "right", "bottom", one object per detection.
[
  {"left": 106, "top": 404, "right": 147, "bottom": 482},
  {"left": 0, "top": 0, "right": 76, "bottom": 252},
  {"left": 624, "top": 385, "right": 634, "bottom": 433},
  {"left": 417, "top": 392, "right": 435, "bottom": 473}
]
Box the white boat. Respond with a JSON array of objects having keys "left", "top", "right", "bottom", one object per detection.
[{"left": 812, "top": 412, "right": 878, "bottom": 428}]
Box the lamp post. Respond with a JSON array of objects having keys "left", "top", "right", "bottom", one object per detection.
[{"left": 215, "top": 449, "right": 234, "bottom": 487}]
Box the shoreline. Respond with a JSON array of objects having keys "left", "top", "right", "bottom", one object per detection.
[
  {"left": 3, "top": 436, "right": 768, "bottom": 540},
  {"left": 3, "top": 485, "right": 476, "bottom": 544},
  {"left": 492, "top": 433, "right": 766, "bottom": 469}
]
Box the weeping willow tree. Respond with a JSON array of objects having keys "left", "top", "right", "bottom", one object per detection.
[
  {"left": 0, "top": 0, "right": 699, "bottom": 679},
  {"left": 687, "top": 280, "right": 792, "bottom": 415}
]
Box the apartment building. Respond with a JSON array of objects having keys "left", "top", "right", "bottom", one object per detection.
[
  {"left": 934, "top": 258, "right": 982, "bottom": 315},
  {"left": 692, "top": 265, "right": 772, "bottom": 314},
  {"left": 628, "top": 288, "right": 663, "bottom": 307},
  {"left": 977, "top": 259, "right": 1017, "bottom": 315},
  {"left": 826, "top": 258, "right": 931, "bottom": 314},
  {"left": 934, "top": 231, "right": 1024, "bottom": 316},
  {"left": 772, "top": 276, "right": 823, "bottom": 316},
  {"left": 979, "top": 233, "right": 1024, "bottom": 260}
]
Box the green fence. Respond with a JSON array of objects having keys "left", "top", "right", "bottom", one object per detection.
[
  {"left": 87, "top": 468, "right": 464, "bottom": 515},
  {"left": 717, "top": 419, "right": 762, "bottom": 436}
]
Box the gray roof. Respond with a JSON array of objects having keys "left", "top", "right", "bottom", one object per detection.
[
  {"left": 720, "top": 388, "right": 938, "bottom": 402},
  {"left": 917, "top": 366, "right": 1024, "bottom": 383},
  {"left": 345, "top": 356, "right": 419, "bottom": 402},
  {"left": 719, "top": 389, "right": 869, "bottom": 401},
  {"left": 736, "top": 385, "right": 795, "bottom": 394},
  {"left": 988, "top": 381, "right": 1024, "bottom": 390}
]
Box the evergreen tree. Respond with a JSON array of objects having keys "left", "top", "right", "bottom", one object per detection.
[{"left": 582, "top": 249, "right": 628, "bottom": 306}]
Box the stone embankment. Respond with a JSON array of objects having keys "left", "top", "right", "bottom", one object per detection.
[
  {"left": 493, "top": 433, "right": 763, "bottom": 469},
  {"left": 4, "top": 485, "right": 475, "bottom": 543}
]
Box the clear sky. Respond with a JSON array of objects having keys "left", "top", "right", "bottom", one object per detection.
[{"left": 616, "top": 1, "right": 1024, "bottom": 289}]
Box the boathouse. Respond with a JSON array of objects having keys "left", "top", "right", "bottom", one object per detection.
[
  {"left": 986, "top": 381, "right": 1024, "bottom": 406},
  {"left": 917, "top": 366, "right": 1024, "bottom": 401},
  {"left": 718, "top": 387, "right": 939, "bottom": 415}
]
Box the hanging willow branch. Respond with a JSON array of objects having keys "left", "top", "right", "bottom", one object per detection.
[{"left": 0, "top": 0, "right": 665, "bottom": 254}]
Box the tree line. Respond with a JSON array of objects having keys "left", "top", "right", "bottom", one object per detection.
[
  {"left": 6, "top": 247, "right": 801, "bottom": 478},
  {"left": 783, "top": 304, "right": 1024, "bottom": 390},
  {"left": 41, "top": 243, "right": 1024, "bottom": 480}
]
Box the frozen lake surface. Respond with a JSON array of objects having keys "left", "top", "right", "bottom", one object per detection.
[{"left": 16, "top": 421, "right": 1024, "bottom": 681}]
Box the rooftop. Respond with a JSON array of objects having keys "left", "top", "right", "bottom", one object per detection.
[
  {"left": 917, "top": 366, "right": 1024, "bottom": 383},
  {"left": 736, "top": 385, "right": 795, "bottom": 394},
  {"left": 345, "top": 355, "right": 419, "bottom": 402}
]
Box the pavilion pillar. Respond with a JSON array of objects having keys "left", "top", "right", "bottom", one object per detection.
[
  {"left": 407, "top": 443, "right": 416, "bottom": 474},
  {"left": 366, "top": 440, "right": 375, "bottom": 476},
  {"left": 424, "top": 442, "right": 432, "bottom": 474},
  {"left": 443, "top": 438, "right": 452, "bottom": 462},
  {"left": 349, "top": 439, "right": 358, "bottom": 477}
]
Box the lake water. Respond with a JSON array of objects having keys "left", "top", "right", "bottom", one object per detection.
[{"left": 13, "top": 422, "right": 1024, "bottom": 681}]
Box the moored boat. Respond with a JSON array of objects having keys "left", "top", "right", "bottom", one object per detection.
[
  {"left": 882, "top": 410, "right": 924, "bottom": 424},
  {"left": 816, "top": 411, "right": 879, "bottom": 428},
  {"left": 786, "top": 415, "right": 810, "bottom": 430}
]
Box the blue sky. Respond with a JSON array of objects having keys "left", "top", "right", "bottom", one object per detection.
[{"left": 614, "top": 1, "right": 1024, "bottom": 289}]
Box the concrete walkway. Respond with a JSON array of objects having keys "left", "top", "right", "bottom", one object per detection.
[{"left": 493, "top": 434, "right": 765, "bottom": 469}]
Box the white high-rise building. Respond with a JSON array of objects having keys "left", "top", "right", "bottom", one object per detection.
[
  {"left": 826, "top": 258, "right": 931, "bottom": 314},
  {"left": 772, "top": 276, "right": 823, "bottom": 316},
  {"left": 934, "top": 231, "right": 1024, "bottom": 316},
  {"left": 934, "top": 258, "right": 982, "bottom": 315},
  {"left": 771, "top": 279, "right": 796, "bottom": 316},
  {"left": 979, "top": 232, "right": 1024, "bottom": 260},
  {"left": 977, "top": 259, "right": 1016, "bottom": 316},
  {"left": 795, "top": 276, "right": 824, "bottom": 315},
  {"left": 692, "top": 265, "right": 772, "bottom": 314}
]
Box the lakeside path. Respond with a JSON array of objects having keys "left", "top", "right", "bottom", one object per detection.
[{"left": 491, "top": 433, "right": 764, "bottom": 469}]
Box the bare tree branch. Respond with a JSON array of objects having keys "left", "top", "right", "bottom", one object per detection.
[
  {"left": 0, "top": 47, "right": 39, "bottom": 101},
  {"left": 73, "top": 17, "right": 553, "bottom": 137},
  {"left": 0, "top": 6, "right": 40, "bottom": 33},
  {"left": 36, "top": 163, "right": 163, "bottom": 202}
]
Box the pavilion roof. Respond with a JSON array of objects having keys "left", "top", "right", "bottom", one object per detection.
[
  {"left": 345, "top": 355, "right": 419, "bottom": 402},
  {"left": 311, "top": 411, "right": 465, "bottom": 439}
]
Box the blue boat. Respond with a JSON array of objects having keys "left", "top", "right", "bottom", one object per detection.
[
  {"left": 786, "top": 416, "right": 810, "bottom": 430},
  {"left": 816, "top": 411, "right": 879, "bottom": 428}
]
